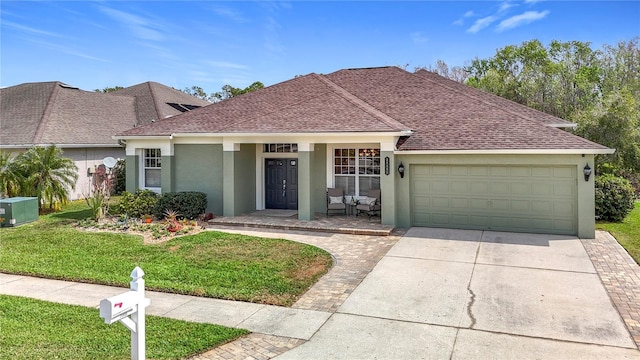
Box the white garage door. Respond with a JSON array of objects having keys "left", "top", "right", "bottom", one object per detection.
[{"left": 411, "top": 165, "right": 578, "bottom": 235}]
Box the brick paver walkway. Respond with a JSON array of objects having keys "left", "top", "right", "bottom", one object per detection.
[
  {"left": 582, "top": 231, "right": 640, "bottom": 349},
  {"left": 189, "top": 225, "right": 402, "bottom": 359},
  {"left": 189, "top": 334, "right": 306, "bottom": 360}
]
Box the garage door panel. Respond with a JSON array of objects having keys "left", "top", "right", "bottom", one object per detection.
[
  {"left": 411, "top": 165, "right": 577, "bottom": 235},
  {"left": 531, "top": 183, "right": 554, "bottom": 196},
  {"left": 511, "top": 200, "right": 531, "bottom": 211},
  {"left": 432, "top": 181, "right": 449, "bottom": 193},
  {"left": 510, "top": 167, "right": 530, "bottom": 177},
  {"left": 469, "top": 167, "right": 489, "bottom": 176},
  {"left": 531, "top": 167, "right": 553, "bottom": 177},
  {"left": 554, "top": 202, "right": 575, "bottom": 217},
  {"left": 451, "top": 181, "right": 469, "bottom": 194},
  {"left": 432, "top": 197, "right": 450, "bottom": 208},
  {"left": 510, "top": 183, "right": 530, "bottom": 195},
  {"left": 554, "top": 182, "right": 575, "bottom": 195},
  {"left": 490, "top": 166, "right": 509, "bottom": 176},
  {"left": 432, "top": 165, "right": 450, "bottom": 176},
  {"left": 554, "top": 167, "right": 575, "bottom": 178},
  {"left": 490, "top": 199, "right": 510, "bottom": 210},
  {"left": 470, "top": 182, "right": 489, "bottom": 194},
  {"left": 469, "top": 199, "right": 490, "bottom": 209},
  {"left": 451, "top": 198, "right": 469, "bottom": 209}
]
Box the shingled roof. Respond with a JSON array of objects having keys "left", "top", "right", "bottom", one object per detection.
[
  {"left": 108, "top": 82, "right": 210, "bottom": 126},
  {"left": 1, "top": 81, "right": 209, "bottom": 147},
  {"left": 115, "top": 66, "right": 609, "bottom": 152}
]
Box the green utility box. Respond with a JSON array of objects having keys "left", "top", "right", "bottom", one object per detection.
[{"left": 0, "top": 197, "right": 39, "bottom": 227}]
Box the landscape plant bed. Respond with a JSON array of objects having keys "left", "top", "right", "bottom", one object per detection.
[
  {"left": 0, "top": 201, "right": 333, "bottom": 306},
  {"left": 0, "top": 295, "right": 248, "bottom": 360},
  {"left": 75, "top": 217, "right": 203, "bottom": 244}
]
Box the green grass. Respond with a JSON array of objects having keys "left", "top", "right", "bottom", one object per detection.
[
  {"left": 597, "top": 201, "right": 640, "bottom": 265},
  {"left": 0, "top": 295, "right": 248, "bottom": 360},
  {"left": 0, "top": 201, "right": 333, "bottom": 306}
]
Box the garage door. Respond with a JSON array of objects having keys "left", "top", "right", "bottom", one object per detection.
[{"left": 411, "top": 165, "right": 577, "bottom": 235}]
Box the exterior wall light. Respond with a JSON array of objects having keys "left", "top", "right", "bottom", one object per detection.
[
  {"left": 583, "top": 164, "right": 592, "bottom": 182},
  {"left": 398, "top": 162, "right": 405, "bottom": 178}
]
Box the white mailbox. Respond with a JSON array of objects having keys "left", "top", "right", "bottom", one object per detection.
[
  {"left": 98, "top": 267, "right": 150, "bottom": 360},
  {"left": 100, "top": 291, "right": 139, "bottom": 324}
]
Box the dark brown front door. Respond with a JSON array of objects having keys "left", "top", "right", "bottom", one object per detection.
[{"left": 265, "top": 159, "right": 298, "bottom": 209}]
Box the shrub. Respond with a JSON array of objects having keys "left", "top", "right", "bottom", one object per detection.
[
  {"left": 112, "top": 159, "right": 126, "bottom": 195},
  {"left": 155, "top": 192, "right": 207, "bottom": 220},
  {"left": 118, "top": 189, "right": 159, "bottom": 219},
  {"left": 595, "top": 174, "right": 636, "bottom": 222}
]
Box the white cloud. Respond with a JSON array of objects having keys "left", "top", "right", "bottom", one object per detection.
[
  {"left": 453, "top": 10, "right": 476, "bottom": 26},
  {"left": 3, "top": 20, "right": 66, "bottom": 38},
  {"left": 29, "top": 39, "right": 108, "bottom": 62},
  {"left": 411, "top": 31, "right": 428, "bottom": 44},
  {"left": 499, "top": 1, "right": 517, "bottom": 12},
  {"left": 211, "top": 6, "right": 249, "bottom": 23},
  {"left": 467, "top": 16, "right": 498, "bottom": 33},
  {"left": 99, "top": 6, "right": 164, "bottom": 41},
  {"left": 205, "top": 61, "right": 249, "bottom": 70},
  {"left": 497, "top": 10, "right": 549, "bottom": 31}
]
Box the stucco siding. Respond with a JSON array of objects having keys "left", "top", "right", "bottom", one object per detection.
[{"left": 174, "top": 144, "right": 224, "bottom": 216}]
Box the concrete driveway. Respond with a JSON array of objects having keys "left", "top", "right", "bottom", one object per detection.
[{"left": 276, "top": 228, "right": 640, "bottom": 359}]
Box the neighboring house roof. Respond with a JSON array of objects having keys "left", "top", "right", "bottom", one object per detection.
[
  {"left": 116, "top": 66, "right": 609, "bottom": 152},
  {"left": 0, "top": 81, "right": 209, "bottom": 148},
  {"left": 108, "top": 82, "right": 210, "bottom": 126}
]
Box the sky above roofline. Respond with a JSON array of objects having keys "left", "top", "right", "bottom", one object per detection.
[{"left": 1, "top": 1, "right": 638, "bottom": 95}]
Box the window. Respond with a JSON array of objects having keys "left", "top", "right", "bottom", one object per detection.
[
  {"left": 334, "top": 148, "right": 380, "bottom": 196},
  {"left": 263, "top": 144, "right": 298, "bottom": 153},
  {"left": 143, "top": 149, "right": 161, "bottom": 188}
]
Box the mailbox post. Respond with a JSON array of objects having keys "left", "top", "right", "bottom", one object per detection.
[{"left": 100, "top": 267, "right": 150, "bottom": 360}]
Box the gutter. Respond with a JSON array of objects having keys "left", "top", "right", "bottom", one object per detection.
[{"left": 395, "top": 148, "right": 615, "bottom": 155}]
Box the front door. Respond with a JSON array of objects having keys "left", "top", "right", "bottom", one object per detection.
[{"left": 265, "top": 159, "right": 298, "bottom": 209}]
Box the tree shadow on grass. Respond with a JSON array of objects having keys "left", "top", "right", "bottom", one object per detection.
[{"left": 49, "top": 209, "right": 92, "bottom": 221}]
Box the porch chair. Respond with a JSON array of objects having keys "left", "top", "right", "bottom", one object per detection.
[
  {"left": 326, "top": 188, "right": 346, "bottom": 216},
  {"left": 356, "top": 189, "right": 381, "bottom": 219}
]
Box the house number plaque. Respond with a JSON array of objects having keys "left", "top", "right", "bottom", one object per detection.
[{"left": 384, "top": 156, "right": 390, "bottom": 175}]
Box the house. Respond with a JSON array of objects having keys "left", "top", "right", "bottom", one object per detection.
[
  {"left": 114, "top": 66, "right": 613, "bottom": 238},
  {"left": 0, "top": 81, "right": 210, "bottom": 199}
]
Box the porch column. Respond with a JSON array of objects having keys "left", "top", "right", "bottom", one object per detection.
[
  {"left": 222, "top": 142, "right": 239, "bottom": 217},
  {"left": 160, "top": 155, "right": 174, "bottom": 194},
  {"left": 379, "top": 146, "right": 397, "bottom": 226},
  {"left": 297, "top": 143, "right": 314, "bottom": 221}
]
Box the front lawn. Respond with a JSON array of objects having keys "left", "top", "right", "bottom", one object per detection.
[
  {"left": 597, "top": 201, "right": 640, "bottom": 265},
  {"left": 0, "top": 295, "right": 248, "bottom": 360},
  {"left": 0, "top": 201, "right": 332, "bottom": 306}
]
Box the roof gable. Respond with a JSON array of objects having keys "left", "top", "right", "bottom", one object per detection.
[
  {"left": 119, "top": 73, "right": 411, "bottom": 137},
  {"left": 109, "top": 82, "right": 211, "bottom": 126}
]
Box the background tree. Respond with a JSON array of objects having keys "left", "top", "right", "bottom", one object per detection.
[
  {"left": 458, "top": 37, "right": 640, "bottom": 174},
  {"left": 17, "top": 145, "right": 78, "bottom": 211},
  {"left": 181, "top": 85, "right": 209, "bottom": 101},
  {"left": 0, "top": 151, "right": 22, "bottom": 198},
  {"left": 210, "top": 81, "right": 264, "bottom": 102},
  {"left": 416, "top": 60, "right": 469, "bottom": 82},
  {"left": 94, "top": 86, "right": 124, "bottom": 93}
]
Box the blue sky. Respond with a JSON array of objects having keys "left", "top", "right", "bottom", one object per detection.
[{"left": 1, "top": 1, "right": 639, "bottom": 94}]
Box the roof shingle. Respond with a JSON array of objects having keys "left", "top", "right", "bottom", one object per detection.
[{"left": 117, "top": 66, "right": 609, "bottom": 151}]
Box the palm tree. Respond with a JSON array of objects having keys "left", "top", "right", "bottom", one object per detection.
[
  {"left": 0, "top": 151, "right": 22, "bottom": 197},
  {"left": 17, "top": 145, "right": 78, "bottom": 211}
]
